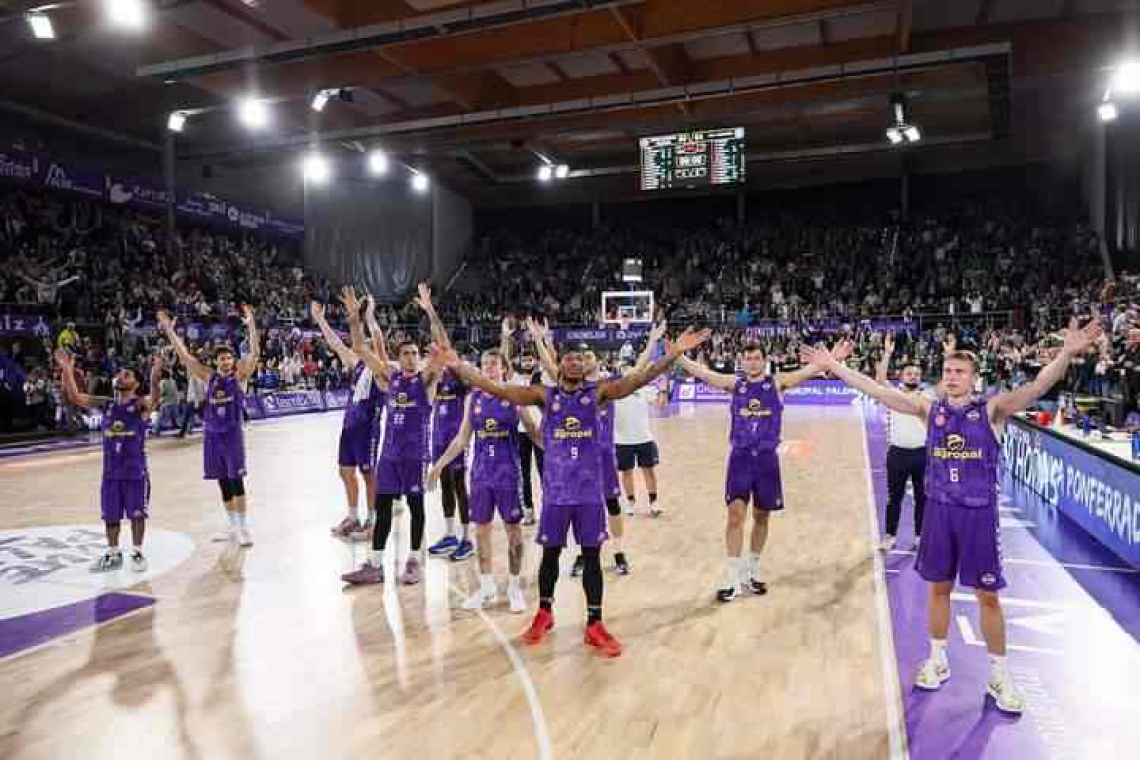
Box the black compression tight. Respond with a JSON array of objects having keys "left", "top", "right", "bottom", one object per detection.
[
  {"left": 440, "top": 468, "right": 470, "bottom": 525},
  {"left": 218, "top": 478, "right": 245, "bottom": 502},
  {"left": 372, "top": 494, "right": 426, "bottom": 552},
  {"left": 538, "top": 545, "right": 604, "bottom": 623}
]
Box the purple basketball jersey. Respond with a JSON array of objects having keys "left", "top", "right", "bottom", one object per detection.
[
  {"left": 541, "top": 384, "right": 601, "bottom": 506},
  {"left": 204, "top": 373, "right": 244, "bottom": 435},
  {"left": 729, "top": 376, "right": 783, "bottom": 452},
  {"left": 596, "top": 399, "right": 620, "bottom": 498},
  {"left": 102, "top": 398, "right": 147, "bottom": 481},
  {"left": 343, "top": 362, "right": 382, "bottom": 431},
  {"left": 381, "top": 372, "right": 429, "bottom": 462},
  {"left": 924, "top": 397, "right": 999, "bottom": 507},
  {"left": 470, "top": 389, "right": 521, "bottom": 491},
  {"left": 431, "top": 370, "right": 467, "bottom": 458}
]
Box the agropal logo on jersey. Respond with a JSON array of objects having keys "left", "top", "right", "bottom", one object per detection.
[
  {"left": 479, "top": 417, "right": 509, "bottom": 440},
  {"left": 739, "top": 399, "right": 772, "bottom": 418},
  {"left": 932, "top": 433, "right": 982, "bottom": 461},
  {"left": 392, "top": 392, "right": 417, "bottom": 408},
  {"left": 554, "top": 416, "right": 593, "bottom": 440}
]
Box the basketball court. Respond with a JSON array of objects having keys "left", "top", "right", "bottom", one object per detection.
[{"left": 3, "top": 402, "right": 1136, "bottom": 759}]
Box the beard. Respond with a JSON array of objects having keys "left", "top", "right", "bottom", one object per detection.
[{"left": 903, "top": 381, "right": 920, "bottom": 390}]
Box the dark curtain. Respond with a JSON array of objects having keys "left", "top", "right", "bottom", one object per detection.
[
  {"left": 304, "top": 176, "right": 434, "bottom": 300},
  {"left": 1106, "top": 118, "right": 1140, "bottom": 270}
]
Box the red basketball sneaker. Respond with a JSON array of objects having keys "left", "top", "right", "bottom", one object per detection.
[
  {"left": 584, "top": 621, "right": 623, "bottom": 658},
  {"left": 520, "top": 608, "right": 554, "bottom": 645}
]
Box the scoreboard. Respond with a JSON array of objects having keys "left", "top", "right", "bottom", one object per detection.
[{"left": 639, "top": 128, "right": 746, "bottom": 190}]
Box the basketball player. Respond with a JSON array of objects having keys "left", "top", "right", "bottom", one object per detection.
[
  {"left": 426, "top": 348, "right": 541, "bottom": 612},
  {"left": 415, "top": 283, "right": 474, "bottom": 562},
  {"left": 311, "top": 298, "right": 383, "bottom": 540},
  {"left": 677, "top": 342, "right": 849, "bottom": 602},
  {"left": 56, "top": 349, "right": 162, "bottom": 572},
  {"left": 430, "top": 327, "right": 711, "bottom": 658},
  {"left": 339, "top": 287, "right": 438, "bottom": 587},
  {"left": 158, "top": 307, "right": 259, "bottom": 547},
  {"left": 876, "top": 332, "right": 931, "bottom": 551},
  {"left": 802, "top": 317, "right": 1103, "bottom": 714},
  {"left": 614, "top": 323, "right": 668, "bottom": 518}
]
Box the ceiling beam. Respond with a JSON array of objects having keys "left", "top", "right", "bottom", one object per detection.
[
  {"left": 609, "top": 52, "right": 632, "bottom": 74},
  {"left": 820, "top": 19, "right": 831, "bottom": 46},
  {"left": 547, "top": 61, "right": 570, "bottom": 81},
  {"left": 609, "top": 6, "right": 692, "bottom": 115},
  {"left": 202, "top": 0, "right": 290, "bottom": 42},
  {"left": 433, "top": 71, "right": 519, "bottom": 111},
  {"left": 140, "top": 1, "right": 898, "bottom": 80}
]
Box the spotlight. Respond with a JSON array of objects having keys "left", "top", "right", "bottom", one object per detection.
[
  {"left": 368, "top": 150, "right": 389, "bottom": 175},
  {"left": 311, "top": 90, "right": 331, "bottom": 113},
  {"left": 301, "top": 152, "right": 330, "bottom": 183},
  {"left": 886, "top": 127, "right": 903, "bottom": 145},
  {"left": 167, "top": 111, "right": 187, "bottom": 133},
  {"left": 903, "top": 125, "right": 921, "bottom": 143},
  {"left": 411, "top": 172, "right": 429, "bottom": 193},
  {"left": 26, "top": 12, "right": 55, "bottom": 40},
  {"left": 106, "top": 0, "right": 146, "bottom": 30},
  {"left": 1114, "top": 61, "right": 1140, "bottom": 95},
  {"left": 537, "top": 165, "right": 553, "bottom": 182},
  {"left": 1099, "top": 101, "right": 1119, "bottom": 122},
  {"left": 238, "top": 98, "right": 269, "bottom": 129},
  {"left": 555, "top": 164, "right": 569, "bottom": 179}
]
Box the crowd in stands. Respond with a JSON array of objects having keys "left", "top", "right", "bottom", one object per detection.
[{"left": 1, "top": 171, "right": 1139, "bottom": 436}]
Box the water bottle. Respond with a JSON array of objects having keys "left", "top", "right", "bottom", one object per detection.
[
  {"left": 1132, "top": 430, "right": 1140, "bottom": 461},
  {"left": 1081, "top": 414, "right": 1091, "bottom": 438}
]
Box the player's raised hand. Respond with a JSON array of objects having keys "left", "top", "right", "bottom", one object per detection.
[
  {"left": 883, "top": 331, "right": 895, "bottom": 357},
  {"left": 414, "top": 282, "right": 435, "bottom": 313},
  {"left": 310, "top": 301, "right": 325, "bottom": 322},
  {"left": 54, "top": 349, "right": 74, "bottom": 370},
  {"left": 942, "top": 333, "right": 957, "bottom": 355},
  {"left": 429, "top": 343, "right": 460, "bottom": 370},
  {"left": 649, "top": 320, "right": 668, "bottom": 343},
  {"left": 156, "top": 309, "right": 175, "bottom": 332},
  {"left": 151, "top": 353, "right": 165, "bottom": 372},
  {"left": 339, "top": 286, "right": 361, "bottom": 316},
  {"left": 1062, "top": 316, "right": 1103, "bottom": 357},
  {"left": 831, "top": 339, "right": 855, "bottom": 363},
  {"left": 364, "top": 295, "right": 377, "bottom": 325},
  {"left": 240, "top": 304, "right": 256, "bottom": 327},
  {"left": 668, "top": 327, "right": 712, "bottom": 356},
  {"left": 800, "top": 343, "right": 840, "bottom": 371}
]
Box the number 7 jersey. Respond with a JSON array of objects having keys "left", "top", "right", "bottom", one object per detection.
[{"left": 541, "top": 385, "right": 600, "bottom": 506}]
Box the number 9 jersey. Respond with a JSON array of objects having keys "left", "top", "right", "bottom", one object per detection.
[{"left": 541, "top": 385, "right": 601, "bottom": 506}]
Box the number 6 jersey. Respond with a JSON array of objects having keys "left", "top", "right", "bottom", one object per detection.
[{"left": 925, "top": 397, "right": 1000, "bottom": 507}]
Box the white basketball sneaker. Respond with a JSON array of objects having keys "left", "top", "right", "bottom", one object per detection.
[
  {"left": 237, "top": 527, "right": 253, "bottom": 547},
  {"left": 988, "top": 670, "right": 1026, "bottom": 714},
  {"left": 879, "top": 534, "right": 897, "bottom": 552},
  {"left": 914, "top": 657, "right": 950, "bottom": 690},
  {"left": 129, "top": 550, "right": 148, "bottom": 573},
  {"left": 461, "top": 588, "right": 496, "bottom": 610}
]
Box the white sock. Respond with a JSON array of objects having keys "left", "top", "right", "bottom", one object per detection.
[
  {"left": 347, "top": 502, "right": 359, "bottom": 521},
  {"left": 748, "top": 552, "right": 761, "bottom": 579},
  {"left": 371, "top": 549, "right": 385, "bottom": 567},
  {"left": 508, "top": 574, "right": 521, "bottom": 590},
  {"left": 236, "top": 512, "right": 248, "bottom": 527},
  {"left": 445, "top": 517, "right": 456, "bottom": 536},
  {"left": 723, "top": 557, "right": 739, "bottom": 588},
  {"left": 931, "top": 638, "right": 948, "bottom": 664},
  {"left": 460, "top": 524, "right": 469, "bottom": 541},
  {"left": 227, "top": 511, "right": 239, "bottom": 528},
  {"left": 734, "top": 556, "right": 749, "bottom": 584},
  {"left": 107, "top": 542, "right": 120, "bottom": 554},
  {"left": 611, "top": 535, "right": 624, "bottom": 553},
  {"left": 481, "top": 574, "right": 496, "bottom": 595},
  {"left": 989, "top": 654, "right": 1008, "bottom": 676}
]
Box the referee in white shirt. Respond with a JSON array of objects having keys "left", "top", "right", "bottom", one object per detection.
[
  {"left": 876, "top": 333, "right": 929, "bottom": 552},
  {"left": 614, "top": 323, "right": 668, "bottom": 517}
]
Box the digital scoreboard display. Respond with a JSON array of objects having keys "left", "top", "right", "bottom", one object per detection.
[{"left": 639, "top": 128, "right": 746, "bottom": 190}]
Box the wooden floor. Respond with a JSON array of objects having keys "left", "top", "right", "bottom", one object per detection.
[{"left": 0, "top": 405, "right": 903, "bottom": 760}]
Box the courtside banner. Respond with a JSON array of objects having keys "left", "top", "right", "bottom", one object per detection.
[
  {"left": 1005, "top": 419, "right": 1140, "bottom": 569},
  {"left": 670, "top": 378, "right": 861, "bottom": 405},
  {"left": 324, "top": 389, "right": 351, "bottom": 410},
  {"left": 258, "top": 390, "right": 325, "bottom": 417}
]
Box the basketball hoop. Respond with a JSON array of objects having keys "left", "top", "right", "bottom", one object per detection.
[{"left": 618, "top": 316, "right": 631, "bottom": 331}]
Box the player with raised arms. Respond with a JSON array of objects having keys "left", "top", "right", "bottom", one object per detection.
[
  {"left": 430, "top": 326, "right": 711, "bottom": 658},
  {"left": 339, "top": 286, "right": 439, "bottom": 587},
  {"left": 312, "top": 296, "right": 386, "bottom": 541},
  {"left": 158, "top": 306, "right": 259, "bottom": 547},
  {"left": 426, "top": 346, "right": 541, "bottom": 612},
  {"left": 801, "top": 317, "right": 1103, "bottom": 714},
  {"left": 57, "top": 349, "right": 163, "bottom": 572},
  {"left": 677, "top": 341, "right": 848, "bottom": 602}
]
